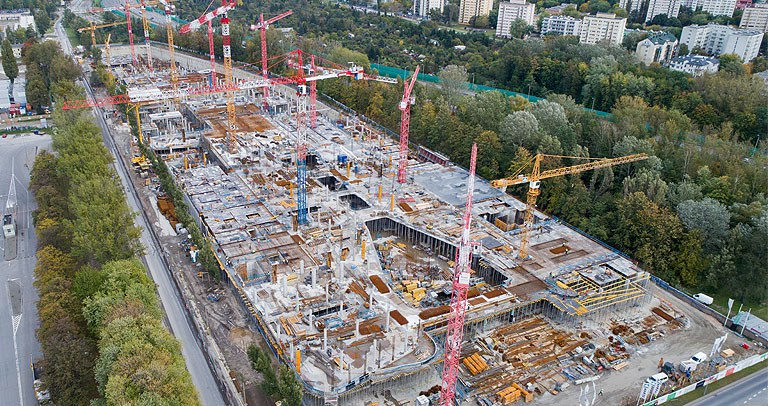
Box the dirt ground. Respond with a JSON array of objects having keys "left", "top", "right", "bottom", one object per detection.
[{"left": 530, "top": 284, "right": 759, "bottom": 406}]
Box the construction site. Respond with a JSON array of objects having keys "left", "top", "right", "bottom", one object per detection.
[{"left": 62, "top": 3, "right": 759, "bottom": 406}]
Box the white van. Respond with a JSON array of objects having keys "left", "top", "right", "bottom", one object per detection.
[
  {"left": 646, "top": 372, "right": 669, "bottom": 385},
  {"left": 693, "top": 293, "right": 714, "bottom": 305},
  {"left": 690, "top": 352, "right": 707, "bottom": 365}
]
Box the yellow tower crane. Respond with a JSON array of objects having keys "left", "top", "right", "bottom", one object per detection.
[
  {"left": 491, "top": 153, "right": 649, "bottom": 259},
  {"left": 158, "top": 0, "right": 178, "bottom": 90},
  {"left": 77, "top": 20, "right": 128, "bottom": 50},
  {"left": 104, "top": 33, "right": 111, "bottom": 66}
]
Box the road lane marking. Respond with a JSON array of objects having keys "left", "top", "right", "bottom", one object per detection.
[{"left": 7, "top": 279, "right": 24, "bottom": 405}]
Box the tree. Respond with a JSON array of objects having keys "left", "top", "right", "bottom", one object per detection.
[
  {"left": 25, "top": 63, "right": 48, "bottom": 111},
  {"left": 2, "top": 39, "right": 18, "bottom": 84},
  {"left": 499, "top": 111, "right": 539, "bottom": 153},
  {"left": 437, "top": 64, "right": 468, "bottom": 108},
  {"left": 507, "top": 19, "right": 529, "bottom": 39},
  {"left": 623, "top": 168, "right": 669, "bottom": 205},
  {"left": 718, "top": 53, "right": 745, "bottom": 76},
  {"left": 677, "top": 197, "right": 730, "bottom": 251},
  {"left": 35, "top": 10, "right": 51, "bottom": 35},
  {"left": 248, "top": 345, "right": 278, "bottom": 396}
]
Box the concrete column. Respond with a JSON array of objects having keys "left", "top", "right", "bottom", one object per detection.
[
  {"left": 300, "top": 259, "right": 305, "bottom": 277},
  {"left": 311, "top": 267, "right": 317, "bottom": 289},
  {"left": 368, "top": 288, "right": 373, "bottom": 308},
  {"left": 385, "top": 303, "right": 390, "bottom": 332},
  {"left": 355, "top": 319, "right": 360, "bottom": 337},
  {"left": 323, "top": 328, "right": 328, "bottom": 351}
]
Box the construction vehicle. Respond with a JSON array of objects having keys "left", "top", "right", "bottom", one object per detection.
[{"left": 491, "top": 153, "right": 649, "bottom": 259}]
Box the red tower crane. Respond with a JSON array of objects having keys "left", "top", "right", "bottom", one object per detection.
[
  {"left": 124, "top": 0, "right": 136, "bottom": 65},
  {"left": 179, "top": 1, "right": 236, "bottom": 88},
  {"left": 250, "top": 10, "right": 293, "bottom": 108},
  {"left": 397, "top": 66, "right": 419, "bottom": 184},
  {"left": 439, "top": 143, "right": 478, "bottom": 406}
]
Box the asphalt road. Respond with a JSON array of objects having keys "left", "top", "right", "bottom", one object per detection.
[
  {"left": 689, "top": 366, "right": 768, "bottom": 406},
  {"left": 57, "top": 10, "right": 226, "bottom": 405},
  {"left": 0, "top": 134, "right": 50, "bottom": 406}
]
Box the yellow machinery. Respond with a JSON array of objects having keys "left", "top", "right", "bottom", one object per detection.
[
  {"left": 491, "top": 153, "right": 649, "bottom": 259},
  {"left": 77, "top": 20, "right": 128, "bottom": 50}
]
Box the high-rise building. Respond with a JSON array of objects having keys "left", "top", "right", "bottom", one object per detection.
[
  {"left": 495, "top": 0, "right": 536, "bottom": 38},
  {"left": 578, "top": 13, "right": 627, "bottom": 45},
  {"left": 681, "top": 23, "right": 764, "bottom": 61},
  {"left": 619, "top": 0, "right": 644, "bottom": 14},
  {"left": 413, "top": 0, "right": 445, "bottom": 18},
  {"left": 635, "top": 33, "right": 679, "bottom": 65},
  {"left": 740, "top": 3, "right": 768, "bottom": 32},
  {"left": 541, "top": 15, "right": 582, "bottom": 36},
  {"left": 645, "top": 0, "right": 681, "bottom": 21},
  {"left": 699, "top": 0, "right": 737, "bottom": 17},
  {"left": 619, "top": 0, "right": 681, "bottom": 22},
  {"left": 459, "top": 0, "right": 494, "bottom": 24}
]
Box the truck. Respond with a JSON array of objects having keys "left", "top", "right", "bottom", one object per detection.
[{"left": 693, "top": 293, "right": 713, "bottom": 305}]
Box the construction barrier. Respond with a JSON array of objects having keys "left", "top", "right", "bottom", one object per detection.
[{"left": 641, "top": 352, "right": 768, "bottom": 405}]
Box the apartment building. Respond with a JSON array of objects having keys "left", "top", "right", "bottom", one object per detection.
[
  {"left": 699, "top": 0, "right": 738, "bottom": 17},
  {"left": 740, "top": 3, "right": 768, "bottom": 32},
  {"left": 578, "top": 13, "right": 627, "bottom": 45},
  {"left": 645, "top": 0, "right": 682, "bottom": 21},
  {"left": 669, "top": 55, "right": 720, "bottom": 76},
  {"left": 681, "top": 23, "right": 764, "bottom": 61},
  {"left": 541, "top": 15, "right": 582, "bottom": 36},
  {"left": 635, "top": 33, "right": 679, "bottom": 65},
  {"left": 413, "top": 0, "right": 445, "bottom": 18},
  {"left": 495, "top": 0, "right": 536, "bottom": 38},
  {"left": 459, "top": 0, "right": 494, "bottom": 24}
]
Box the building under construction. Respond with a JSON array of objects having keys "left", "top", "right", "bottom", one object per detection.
[{"left": 93, "top": 43, "right": 664, "bottom": 406}]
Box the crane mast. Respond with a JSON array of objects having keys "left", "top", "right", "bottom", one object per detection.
[
  {"left": 208, "top": 19, "right": 215, "bottom": 86},
  {"left": 161, "top": 1, "right": 178, "bottom": 89},
  {"left": 439, "top": 143, "right": 478, "bottom": 406},
  {"left": 295, "top": 50, "right": 309, "bottom": 226},
  {"left": 251, "top": 10, "right": 293, "bottom": 110},
  {"left": 105, "top": 33, "right": 111, "bottom": 66},
  {"left": 141, "top": 0, "right": 153, "bottom": 71},
  {"left": 220, "top": 1, "right": 237, "bottom": 153},
  {"left": 491, "top": 153, "right": 649, "bottom": 259},
  {"left": 397, "top": 66, "right": 419, "bottom": 184},
  {"left": 124, "top": 0, "right": 136, "bottom": 65},
  {"left": 309, "top": 55, "right": 317, "bottom": 128}
]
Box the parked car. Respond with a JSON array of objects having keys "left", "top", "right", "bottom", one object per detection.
[
  {"left": 693, "top": 293, "right": 714, "bottom": 305},
  {"left": 646, "top": 372, "right": 669, "bottom": 385},
  {"left": 690, "top": 352, "right": 707, "bottom": 365}
]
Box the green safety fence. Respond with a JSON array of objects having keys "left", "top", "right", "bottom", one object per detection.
[
  {"left": 371, "top": 63, "right": 613, "bottom": 118},
  {"left": 109, "top": 8, "right": 188, "bottom": 25}
]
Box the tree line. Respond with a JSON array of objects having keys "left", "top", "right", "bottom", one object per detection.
[{"left": 30, "top": 41, "right": 200, "bottom": 405}]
